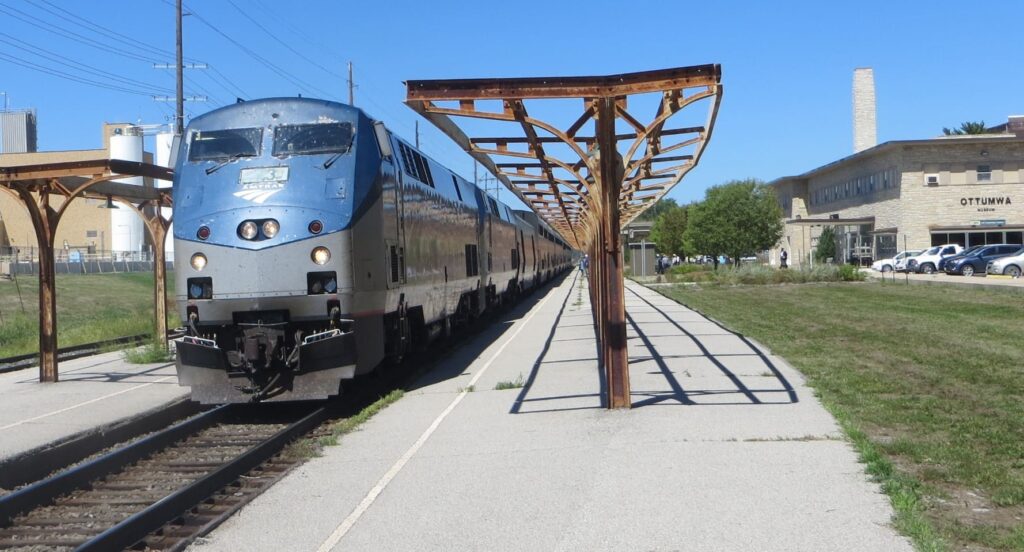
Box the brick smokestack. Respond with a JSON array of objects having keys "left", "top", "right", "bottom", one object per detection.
[{"left": 853, "top": 68, "right": 877, "bottom": 153}]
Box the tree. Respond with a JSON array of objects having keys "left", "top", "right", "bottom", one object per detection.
[
  {"left": 815, "top": 226, "right": 837, "bottom": 262},
  {"left": 649, "top": 203, "right": 688, "bottom": 258},
  {"left": 636, "top": 197, "right": 679, "bottom": 221},
  {"left": 682, "top": 179, "right": 783, "bottom": 268},
  {"left": 942, "top": 121, "right": 988, "bottom": 135}
]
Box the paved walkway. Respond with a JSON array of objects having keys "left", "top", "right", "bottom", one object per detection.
[
  {"left": 0, "top": 351, "right": 186, "bottom": 463},
  {"left": 192, "top": 274, "right": 912, "bottom": 552}
]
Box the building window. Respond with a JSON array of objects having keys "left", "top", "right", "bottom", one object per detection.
[
  {"left": 86, "top": 230, "right": 98, "bottom": 238},
  {"left": 926, "top": 174, "right": 939, "bottom": 187},
  {"left": 977, "top": 165, "right": 991, "bottom": 182}
]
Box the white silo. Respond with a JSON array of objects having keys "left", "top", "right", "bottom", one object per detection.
[
  {"left": 155, "top": 131, "right": 175, "bottom": 256},
  {"left": 108, "top": 126, "right": 145, "bottom": 255}
]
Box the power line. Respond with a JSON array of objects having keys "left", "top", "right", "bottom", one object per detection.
[
  {"left": 154, "top": 67, "right": 222, "bottom": 106},
  {"left": 207, "top": 65, "right": 249, "bottom": 100},
  {"left": 24, "top": 0, "right": 201, "bottom": 64},
  {"left": 184, "top": 74, "right": 222, "bottom": 106},
  {"left": 174, "top": 0, "right": 336, "bottom": 99},
  {"left": 0, "top": 1, "right": 165, "bottom": 65},
  {"left": 249, "top": 0, "right": 341, "bottom": 59},
  {"left": 0, "top": 51, "right": 168, "bottom": 97},
  {"left": 0, "top": 33, "right": 171, "bottom": 95},
  {"left": 225, "top": 0, "right": 344, "bottom": 80}
]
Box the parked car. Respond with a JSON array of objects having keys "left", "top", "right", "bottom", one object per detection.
[
  {"left": 872, "top": 250, "right": 921, "bottom": 273},
  {"left": 894, "top": 250, "right": 923, "bottom": 272},
  {"left": 987, "top": 247, "right": 1024, "bottom": 277},
  {"left": 944, "top": 244, "right": 1021, "bottom": 276},
  {"left": 907, "top": 244, "right": 963, "bottom": 274},
  {"left": 937, "top": 245, "right": 983, "bottom": 272}
]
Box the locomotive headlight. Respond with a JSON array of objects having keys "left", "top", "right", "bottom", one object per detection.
[
  {"left": 262, "top": 219, "right": 280, "bottom": 238},
  {"left": 190, "top": 253, "right": 208, "bottom": 271},
  {"left": 239, "top": 221, "right": 258, "bottom": 240},
  {"left": 311, "top": 246, "right": 331, "bottom": 265}
]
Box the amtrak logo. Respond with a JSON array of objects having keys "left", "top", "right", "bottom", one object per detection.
[
  {"left": 234, "top": 181, "right": 284, "bottom": 204},
  {"left": 235, "top": 167, "right": 289, "bottom": 204}
]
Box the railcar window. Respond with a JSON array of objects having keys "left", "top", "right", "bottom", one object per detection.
[
  {"left": 397, "top": 142, "right": 434, "bottom": 188},
  {"left": 451, "top": 175, "right": 463, "bottom": 201},
  {"left": 272, "top": 123, "right": 354, "bottom": 156},
  {"left": 188, "top": 128, "right": 263, "bottom": 161}
]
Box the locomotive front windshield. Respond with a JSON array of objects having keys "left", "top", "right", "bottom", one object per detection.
[
  {"left": 273, "top": 122, "right": 354, "bottom": 157},
  {"left": 188, "top": 128, "right": 263, "bottom": 161}
]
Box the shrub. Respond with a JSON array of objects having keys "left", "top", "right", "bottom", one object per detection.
[
  {"left": 668, "top": 264, "right": 864, "bottom": 286},
  {"left": 838, "top": 264, "right": 866, "bottom": 281}
]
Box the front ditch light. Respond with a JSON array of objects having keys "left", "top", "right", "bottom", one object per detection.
[
  {"left": 190, "top": 253, "right": 208, "bottom": 271},
  {"left": 312, "top": 246, "right": 331, "bottom": 265}
]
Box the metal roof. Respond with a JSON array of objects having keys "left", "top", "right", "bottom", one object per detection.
[{"left": 406, "top": 65, "right": 723, "bottom": 250}]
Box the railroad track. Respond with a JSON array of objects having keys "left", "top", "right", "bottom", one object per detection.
[
  {"left": 0, "top": 403, "right": 329, "bottom": 551},
  {"left": 0, "top": 330, "right": 186, "bottom": 374},
  {"left": 0, "top": 275, "right": 571, "bottom": 550}
]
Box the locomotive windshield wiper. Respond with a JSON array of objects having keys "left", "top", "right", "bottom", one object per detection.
[
  {"left": 205, "top": 153, "right": 248, "bottom": 175},
  {"left": 322, "top": 152, "right": 344, "bottom": 169}
]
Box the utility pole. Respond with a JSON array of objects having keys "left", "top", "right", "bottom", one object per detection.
[
  {"left": 347, "top": 62, "right": 355, "bottom": 106},
  {"left": 175, "top": 0, "right": 184, "bottom": 135}
]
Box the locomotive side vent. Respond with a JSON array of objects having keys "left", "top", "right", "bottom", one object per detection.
[
  {"left": 465, "top": 244, "right": 479, "bottom": 277},
  {"left": 390, "top": 245, "right": 400, "bottom": 283}
]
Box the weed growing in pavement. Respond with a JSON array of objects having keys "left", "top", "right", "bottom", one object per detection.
[
  {"left": 457, "top": 385, "right": 475, "bottom": 393},
  {"left": 290, "top": 389, "right": 406, "bottom": 459},
  {"left": 328, "top": 389, "right": 405, "bottom": 439},
  {"left": 123, "top": 341, "right": 174, "bottom": 364},
  {"left": 494, "top": 374, "right": 525, "bottom": 390}
]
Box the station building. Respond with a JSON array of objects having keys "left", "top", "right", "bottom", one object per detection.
[{"left": 771, "top": 109, "right": 1024, "bottom": 267}]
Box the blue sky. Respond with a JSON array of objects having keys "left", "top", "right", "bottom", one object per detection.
[{"left": 2, "top": 0, "right": 1021, "bottom": 209}]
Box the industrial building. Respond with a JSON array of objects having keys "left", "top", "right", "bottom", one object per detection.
[
  {"left": 0, "top": 118, "right": 173, "bottom": 261},
  {"left": 771, "top": 68, "right": 1024, "bottom": 267}
]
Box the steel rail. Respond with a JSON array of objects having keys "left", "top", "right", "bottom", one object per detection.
[
  {"left": 0, "top": 405, "right": 228, "bottom": 527},
  {"left": 0, "top": 329, "right": 185, "bottom": 374},
  {"left": 77, "top": 404, "right": 329, "bottom": 551}
]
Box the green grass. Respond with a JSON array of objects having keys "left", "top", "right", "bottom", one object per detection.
[
  {"left": 658, "top": 281, "right": 1024, "bottom": 551},
  {"left": 0, "top": 272, "right": 179, "bottom": 357}
]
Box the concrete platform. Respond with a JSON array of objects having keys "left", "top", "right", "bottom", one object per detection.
[
  {"left": 0, "top": 351, "right": 186, "bottom": 464},
  {"left": 192, "top": 274, "right": 913, "bottom": 552}
]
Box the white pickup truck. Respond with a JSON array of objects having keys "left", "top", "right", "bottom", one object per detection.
[
  {"left": 871, "top": 250, "right": 922, "bottom": 273},
  {"left": 907, "top": 244, "right": 964, "bottom": 274}
]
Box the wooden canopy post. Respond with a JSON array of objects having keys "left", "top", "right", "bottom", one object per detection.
[
  {"left": 15, "top": 183, "right": 60, "bottom": 381},
  {"left": 0, "top": 159, "right": 173, "bottom": 382},
  {"left": 406, "top": 66, "right": 723, "bottom": 408}
]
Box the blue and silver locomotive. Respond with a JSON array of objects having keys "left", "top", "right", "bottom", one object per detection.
[{"left": 172, "top": 98, "right": 572, "bottom": 403}]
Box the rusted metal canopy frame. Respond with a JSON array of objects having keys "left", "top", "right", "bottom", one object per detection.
[
  {"left": 0, "top": 159, "right": 173, "bottom": 383},
  {"left": 407, "top": 65, "right": 723, "bottom": 409}
]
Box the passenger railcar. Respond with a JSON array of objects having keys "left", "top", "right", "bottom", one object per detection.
[{"left": 172, "top": 98, "right": 572, "bottom": 403}]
